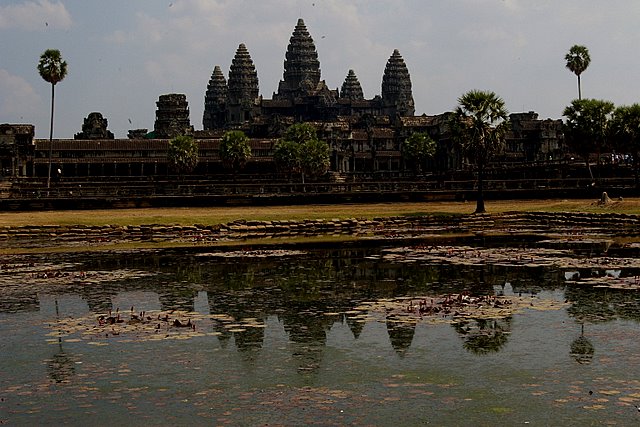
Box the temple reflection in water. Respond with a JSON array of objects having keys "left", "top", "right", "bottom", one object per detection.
[{"left": 4, "top": 246, "right": 638, "bottom": 370}]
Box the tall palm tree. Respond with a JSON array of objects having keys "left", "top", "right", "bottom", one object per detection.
[
  {"left": 565, "top": 45, "right": 591, "bottom": 100},
  {"left": 449, "top": 90, "right": 509, "bottom": 214},
  {"left": 37, "top": 49, "right": 68, "bottom": 189}
]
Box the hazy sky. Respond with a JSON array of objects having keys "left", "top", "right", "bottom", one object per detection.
[{"left": 1, "top": 0, "right": 639, "bottom": 138}]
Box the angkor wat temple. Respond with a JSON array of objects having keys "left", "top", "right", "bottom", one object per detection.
[
  {"left": 203, "top": 19, "right": 414, "bottom": 134},
  {"left": 0, "top": 18, "right": 568, "bottom": 186}
]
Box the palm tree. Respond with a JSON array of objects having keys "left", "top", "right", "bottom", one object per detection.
[
  {"left": 449, "top": 90, "right": 509, "bottom": 214},
  {"left": 37, "top": 49, "right": 68, "bottom": 189},
  {"left": 219, "top": 130, "right": 251, "bottom": 182},
  {"left": 168, "top": 135, "right": 199, "bottom": 178},
  {"left": 565, "top": 45, "right": 591, "bottom": 100}
]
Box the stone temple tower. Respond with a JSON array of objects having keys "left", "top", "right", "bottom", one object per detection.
[
  {"left": 153, "top": 93, "right": 192, "bottom": 139},
  {"left": 340, "top": 69, "right": 365, "bottom": 100},
  {"left": 227, "top": 43, "right": 259, "bottom": 125},
  {"left": 381, "top": 49, "right": 415, "bottom": 117},
  {"left": 275, "top": 18, "right": 321, "bottom": 99},
  {"left": 203, "top": 65, "right": 228, "bottom": 130}
]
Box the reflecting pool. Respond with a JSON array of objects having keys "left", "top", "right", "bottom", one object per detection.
[{"left": 2, "top": 244, "right": 640, "bottom": 425}]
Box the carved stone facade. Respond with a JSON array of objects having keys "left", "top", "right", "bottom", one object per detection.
[
  {"left": 505, "top": 112, "right": 564, "bottom": 162},
  {"left": 24, "top": 112, "right": 565, "bottom": 181},
  {"left": 340, "top": 70, "right": 365, "bottom": 100},
  {"left": 274, "top": 18, "right": 324, "bottom": 101},
  {"left": 127, "top": 129, "right": 149, "bottom": 139},
  {"left": 74, "top": 112, "right": 114, "bottom": 140},
  {"left": 0, "top": 124, "right": 34, "bottom": 177},
  {"left": 227, "top": 44, "right": 260, "bottom": 125},
  {"left": 203, "top": 65, "right": 228, "bottom": 130},
  {"left": 203, "top": 18, "right": 415, "bottom": 134},
  {"left": 381, "top": 49, "right": 415, "bottom": 117},
  {"left": 3, "top": 20, "right": 567, "bottom": 182},
  {"left": 153, "top": 93, "right": 193, "bottom": 139}
]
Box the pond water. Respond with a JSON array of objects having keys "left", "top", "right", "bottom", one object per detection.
[{"left": 2, "top": 243, "right": 640, "bottom": 426}]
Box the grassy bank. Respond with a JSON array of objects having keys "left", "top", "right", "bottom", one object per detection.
[{"left": 1, "top": 198, "right": 638, "bottom": 227}]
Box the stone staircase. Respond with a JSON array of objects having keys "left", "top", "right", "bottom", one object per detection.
[{"left": 328, "top": 172, "right": 347, "bottom": 183}]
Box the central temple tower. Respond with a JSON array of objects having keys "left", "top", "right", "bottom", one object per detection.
[{"left": 275, "top": 18, "right": 322, "bottom": 100}]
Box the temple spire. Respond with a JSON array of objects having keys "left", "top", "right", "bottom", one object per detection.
[
  {"left": 381, "top": 49, "right": 415, "bottom": 116},
  {"left": 340, "top": 69, "right": 364, "bottom": 100},
  {"left": 228, "top": 43, "right": 259, "bottom": 104},
  {"left": 203, "top": 65, "right": 228, "bottom": 130},
  {"left": 276, "top": 18, "right": 321, "bottom": 98},
  {"left": 227, "top": 43, "right": 259, "bottom": 124}
]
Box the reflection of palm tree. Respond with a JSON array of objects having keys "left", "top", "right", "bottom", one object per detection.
[
  {"left": 570, "top": 323, "right": 594, "bottom": 365},
  {"left": 453, "top": 317, "right": 511, "bottom": 355},
  {"left": 47, "top": 299, "right": 75, "bottom": 383}
]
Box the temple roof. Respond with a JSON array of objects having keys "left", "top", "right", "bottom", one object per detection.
[
  {"left": 340, "top": 69, "right": 364, "bottom": 100},
  {"left": 277, "top": 18, "right": 321, "bottom": 97},
  {"left": 228, "top": 43, "right": 259, "bottom": 104},
  {"left": 205, "top": 65, "right": 228, "bottom": 106},
  {"left": 382, "top": 49, "right": 413, "bottom": 105}
]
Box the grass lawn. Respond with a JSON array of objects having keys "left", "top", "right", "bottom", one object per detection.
[{"left": 1, "top": 198, "right": 639, "bottom": 227}]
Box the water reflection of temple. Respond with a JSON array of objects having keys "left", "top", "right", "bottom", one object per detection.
[{"left": 7, "top": 247, "right": 640, "bottom": 364}]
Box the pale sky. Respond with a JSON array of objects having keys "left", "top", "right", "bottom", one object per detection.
[{"left": 1, "top": 0, "right": 639, "bottom": 138}]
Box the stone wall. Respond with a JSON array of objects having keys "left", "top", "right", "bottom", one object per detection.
[{"left": 1, "top": 212, "right": 638, "bottom": 249}]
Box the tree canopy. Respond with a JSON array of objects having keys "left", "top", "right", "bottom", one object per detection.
[
  {"left": 282, "top": 123, "right": 318, "bottom": 144},
  {"left": 610, "top": 103, "right": 640, "bottom": 186},
  {"left": 168, "top": 135, "right": 199, "bottom": 175},
  {"left": 300, "top": 138, "right": 330, "bottom": 178},
  {"left": 273, "top": 139, "right": 302, "bottom": 176},
  {"left": 610, "top": 104, "right": 640, "bottom": 153},
  {"left": 219, "top": 130, "right": 251, "bottom": 174},
  {"left": 449, "top": 90, "right": 509, "bottom": 213},
  {"left": 38, "top": 49, "right": 68, "bottom": 86},
  {"left": 275, "top": 123, "right": 330, "bottom": 181},
  {"left": 563, "top": 98, "right": 615, "bottom": 176},
  {"left": 565, "top": 45, "right": 591, "bottom": 100},
  {"left": 402, "top": 132, "right": 436, "bottom": 174}
]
